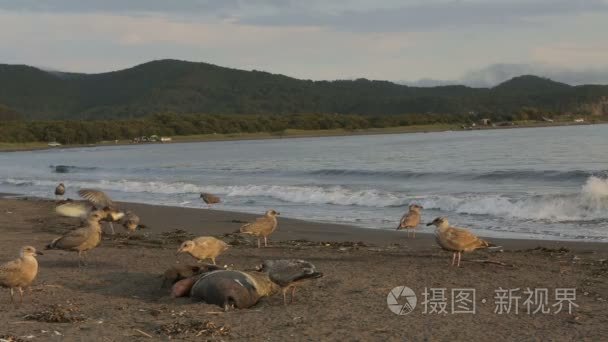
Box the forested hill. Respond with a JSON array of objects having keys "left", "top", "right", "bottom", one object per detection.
[{"left": 1, "top": 59, "right": 607, "bottom": 120}]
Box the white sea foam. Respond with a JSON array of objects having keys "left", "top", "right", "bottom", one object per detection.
[
  {"left": 420, "top": 176, "right": 608, "bottom": 221},
  {"left": 3, "top": 176, "right": 607, "bottom": 222}
]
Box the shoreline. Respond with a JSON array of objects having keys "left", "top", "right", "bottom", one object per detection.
[
  {"left": 3, "top": 194, "right": 605, "bottom": 251},
  {"left": 0, "top": 120, "right": 603, "bottom": 153}
]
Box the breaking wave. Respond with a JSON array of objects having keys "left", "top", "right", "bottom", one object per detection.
[
  {"left": 420, "top": 176, "right": 608, "bottom": 221},
  {"left": 2, "top": 176, "right": 608, "bottom": 222}
]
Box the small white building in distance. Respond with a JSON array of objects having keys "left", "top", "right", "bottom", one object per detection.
[
  {"left": 160, "top": 136, "right": 172, "bottom": 142},
  {"left": 574, "top": 118, "right": 585, "bottom": 123}
]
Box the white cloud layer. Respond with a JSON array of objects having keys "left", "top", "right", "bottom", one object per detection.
[{"left": 0, "top": 1, "right": 607, "bottom": 83}]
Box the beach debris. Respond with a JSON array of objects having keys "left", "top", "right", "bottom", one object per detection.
[
  {"left": 23, "top": 304, "right": 86, "bottom": 323},
  {"left": 134, "top": 329, "right": 153, "bottom": 338},
  {"left": 0, "top": 335, "right": 26, "bottom": 342},
  {"left": 160, "top": 229, "right": 195, "bottom": 244},
  {"left": 155, "top": 319, "right": 230, "bottom": 338},
  {"left": 222, "top": 232, "right": 253, "bottom": 246},
  {"left": 468, "top": 259, "right": 514, "bottom": 267},
  {"left": 240, "top": 209, "right": 280, "bottom": 248},
  {"left": 529, "top": 246, "right": 570, "bottom": 254}
]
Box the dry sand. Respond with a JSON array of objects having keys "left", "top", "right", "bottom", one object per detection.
[{"left": 0, "top": 196, "right": 606, "bottom": 341}]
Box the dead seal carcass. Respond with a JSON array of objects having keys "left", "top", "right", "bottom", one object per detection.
[{"left": 190, "top": 270, "right": 277, "bottom": 310}]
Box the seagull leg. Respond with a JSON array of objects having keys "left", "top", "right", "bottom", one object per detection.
[
  {"left": 413, "top": 230, "right": 416, "bottom": 239},
  {"left": 10, "top": 288, "right": 14, "bottom": 304},
  {"left": 257, "top": 238, "right": 261, "bottom": 249},
  {"left": 282, "top": 288, "right": 288, "bottom": 305},
  {"left": 457, "top": 252, "right": 461, "bottom": 267},
  {"left": 18, "top": 287, "right": 24, "bottom": 304},
  {"left": 264, "top": 237, "right": 268, "bottom": 247},
  {"left": 290, "top": 286, "right": 296, "bottom": 304},
  {"left": 109, "top": 222, "right": 115, "bottom": 235},
  {"left": 212, "top": 257, "right": 216, "bottom": 265},
  {"left": 451, "top": 252, "right": 456, "bottom": 266}
]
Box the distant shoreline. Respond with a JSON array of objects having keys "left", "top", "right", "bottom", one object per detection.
[{"left": 0, "top": 120, "right": 603, "bottom": 153}]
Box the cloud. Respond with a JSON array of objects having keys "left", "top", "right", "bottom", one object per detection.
[
  {"left": 2, "top": 1, "right": 607, "bottom": 32},
  {"left": 0, "top": 1, "right": 607, "bottom": 83},
  {"left": 239, "top": 0, "right": 608, "bottom": 32}
]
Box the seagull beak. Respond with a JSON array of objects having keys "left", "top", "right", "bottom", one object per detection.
[
  {"left": 36, "top": 251, "right": 44, "bottom": 255},
  {"left": 276, "top": 212, "right": 281, "bottom": 216},
  {"left": 426, "top": 222, "right": 434, "bottom": 226}
]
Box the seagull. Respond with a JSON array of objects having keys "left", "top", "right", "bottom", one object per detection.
[
  {"left": 46, "top": 210, "right": 105, "bottom": 267},
  {"left": 77, "top": 189, "right": 125, "bottom": 235},
  {"left": 0, "top": 246, "right": 43, "bottom": 305},
  {"left": 176, "top": 237, "right": 229, "bottom": 265},
  {"left": 54, "top": 183, "right": 65, "bottom": 201},
  {"left": 240, "top": 210, "right": 280, "bottom": 248},
  {"left": 396, "top": 204, "right": 423, "bottom": 238},
  {"left": 427, "top": 217, "right": 495, "bottom": 267},
  {"left": 257, "top": 259, "right": 323, "bottom": 305},
  {"left": 200, "top": 193, "right": 221, "bottom": 208},
  {"left": 121, "top": 211, "right": 144, "bottom": 234}
]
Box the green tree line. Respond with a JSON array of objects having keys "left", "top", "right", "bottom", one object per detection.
[{"left": 0, "top": 112, "right": 490, "bottom": 144}]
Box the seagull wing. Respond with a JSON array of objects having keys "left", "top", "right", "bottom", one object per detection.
[
  {"left": 78, "top": 189, "right": 114, "bottom": 208},
  {"left": 263, "top": 259, "right": 319, "bottom": 286},
  {"left": 55, "top": 202, "right": 88, "bottom": 218},
  {"left": 0, "top": 259, "right": 22, "bottom": 282}
]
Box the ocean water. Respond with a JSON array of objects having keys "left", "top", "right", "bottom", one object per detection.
[{"left": 1, "top": 125, "right": 607, "bottom": 242}]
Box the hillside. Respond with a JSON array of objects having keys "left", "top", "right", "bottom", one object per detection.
[{"left": 0, "top": 59, "right": 607, "bottom": 119}]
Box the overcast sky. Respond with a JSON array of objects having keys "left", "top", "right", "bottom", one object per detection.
[{"left": 1, "top": 0, "right": 608, "bottom": 85}]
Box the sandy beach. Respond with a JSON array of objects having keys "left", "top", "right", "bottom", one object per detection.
[{"left": 0, "top": 196, "right": 606, "bottom": 341}]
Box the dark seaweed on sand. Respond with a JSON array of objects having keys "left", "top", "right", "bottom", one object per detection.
[
  {"left": 155, "top": 320, "right": 230, "bottom": 337},
  {"left": 23, "top": 304, "right": 86, "bottom": 323},
  {"left": 159, "top": 229, "right": 195, "bottom": 244}
]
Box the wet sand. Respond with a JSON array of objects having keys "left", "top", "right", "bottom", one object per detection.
[{"left": 0, "top": 196, "right": 606, "bottom": 341}]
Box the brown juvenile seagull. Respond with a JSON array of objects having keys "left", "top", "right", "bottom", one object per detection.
[
  {"left": 427, "top": 217, "right": 494, "bottom": 267},
  {"left": 121, "top": 211, "right": 143, "bottom": 233},
  {"left": 176, "top": 237, "right": 229, "bottom": 265},
  {"left": 396, "top": 204, "right": 423, "bottom": 238},
  {"left": 257, "top": 259, "right": 323, "bottom": 305},
  {"left": 54, "top": 183, "right": 65, "bottom": 200},
  {"left": 0, "top": 246, "right": 43, "bottom": 304},
  {"left": 78, "top": 189, "right": 125, "bottom": 235},
  {"left": 240, "top": 209, "right": 280, "bottom": 248},
  {"left": 200, "top": 192, "right": 221, "bottom": 208},
  {"left": 46, "top": 210, "right": 105, "bottom": 267}
]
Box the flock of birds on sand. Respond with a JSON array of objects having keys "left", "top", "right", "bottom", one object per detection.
[{"left": 0, "top": 183, "right": 495, "bottom": 310}]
